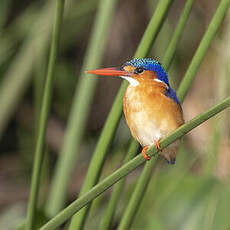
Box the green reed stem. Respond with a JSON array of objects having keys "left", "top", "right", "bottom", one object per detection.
[
  {"left": 118, "top": 0, "right": 230, "bottom": 228},
  {"left": 162, "top": 0, "right": 194, "bottom": 70},
  {"left": 40, "top": 96, "right": 230, "bottom": 230},
  {"left": 68, "top": 1, "right": 174, "bottom": 229},
  {"left": 45, "top": 0, "right": 118, "bottom": 218},
  {"left": 25, "top": 1, "right": 65, "bottom": 229}
]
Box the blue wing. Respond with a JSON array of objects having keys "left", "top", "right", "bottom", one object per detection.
[{"left": 166, "top": 87, "right": 181, "bottom": 105}]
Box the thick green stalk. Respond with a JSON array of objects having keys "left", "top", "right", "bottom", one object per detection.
[
  {"left": 45, "top": 0, "right": 118, "bottom": 218},
  {"left": 118, "top": 0, "right": 229, "bottom": 228},
  {"left": 25, "top": 1, "right": 65, "bottom": 229},
  {"left": 99, "top": 1, "right": 194, "bottom": 228},
  {"left": 33, "top": 56, "right": 50, "bottom": 209},
  {"left": 68, "top": 1, "right": 174, "bottom": 229},
  {"left": 177, "top": 0, "right": 230, "bottom": 101},
  {"left": 39, "top": 96, "right": 230, "bottom": 230}
]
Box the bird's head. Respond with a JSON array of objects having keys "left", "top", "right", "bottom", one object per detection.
[{"left": 87, "top": 58, "right": 169, "bottom": 88}]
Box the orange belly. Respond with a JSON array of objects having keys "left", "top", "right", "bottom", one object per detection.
[{"left": 123, "top": 83, "right": 184, "bottom": 162}]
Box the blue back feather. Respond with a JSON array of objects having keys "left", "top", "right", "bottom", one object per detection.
[
  {"left": 123, "top": 58, "right": 181, "bottom": 105},
  {"left": 166, "top": 87, "right": 180, "bottom": 105}
]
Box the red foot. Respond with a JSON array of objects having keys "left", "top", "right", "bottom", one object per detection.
[
  {"left": 155, "top": 138, "right": 162, "bottom": 151},
  {"left": 142, "top": 146, "right": 150, "bottom": 161}
]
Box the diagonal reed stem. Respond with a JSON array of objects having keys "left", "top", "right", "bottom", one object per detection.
[
  {"left": 100, "top": 0, "right": 194, "bottom": 229},
  {"left": 40, "top": 96, "right": 230, "bottom": 230},
  {"left": 118, "top": 0, "right": 229, "bottom": 228},
  {"left": 68, "top": 1, "right": 174, "bottom": 229},
  {"left": 25, "top": 0, "right": 65, "bottom": 229}
]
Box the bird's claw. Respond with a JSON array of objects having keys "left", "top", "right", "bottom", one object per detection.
[
  {"left": 142, "top": 146, "right": 150, "bottom": 161},
  {"left": 155, "top": 138, "right": 162, "bottom": 151},
  {"left": 142, "top": 138, "right": 162, "bottom": 161}
]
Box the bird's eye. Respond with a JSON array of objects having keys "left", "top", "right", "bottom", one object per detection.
[{"left": 134, "top": 67, "right": 144, "bottom": 74}]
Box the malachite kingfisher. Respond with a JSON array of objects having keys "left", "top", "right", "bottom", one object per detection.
[{"left": 87, "top": 58, "right": 184, "bottom": 164}]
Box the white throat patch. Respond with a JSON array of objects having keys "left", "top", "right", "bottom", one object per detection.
[{"left": 121, "top": 76, "right": 139, "bottom": 87}]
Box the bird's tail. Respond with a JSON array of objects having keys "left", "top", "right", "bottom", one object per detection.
[{"left": 160, "top": 140, "right": 180, "bottom": 165}]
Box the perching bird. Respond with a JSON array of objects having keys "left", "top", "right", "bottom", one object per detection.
[{"left": 87, "top": 58, "right": 184, "bottom": 164}]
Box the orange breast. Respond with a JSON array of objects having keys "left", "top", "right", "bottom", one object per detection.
[{"left": 123, "top": 80, "right": 184, "bottom": 147}]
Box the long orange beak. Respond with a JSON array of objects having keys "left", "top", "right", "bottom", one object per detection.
[{"left": 86, "top": 67, "right": 129, "bottom": 77}]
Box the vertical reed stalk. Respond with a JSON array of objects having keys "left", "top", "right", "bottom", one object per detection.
[
  {"left": 25, "top": 0, "right": 65, "bottom": 229},
  {"left": 46, "top": 0, "right": 119, "bottom": 217}
]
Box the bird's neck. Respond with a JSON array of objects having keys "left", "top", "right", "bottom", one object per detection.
[{"left": 128, "top": 79, "right": 167, "bottom": 96}]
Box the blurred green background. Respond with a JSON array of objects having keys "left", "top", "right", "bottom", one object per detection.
[{"left": 0, "top": 0, "right": 230, "bottom": 229}]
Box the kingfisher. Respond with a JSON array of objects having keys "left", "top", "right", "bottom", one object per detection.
[{"left": 87, "top": 58, "right": 184, "bottom": 164}]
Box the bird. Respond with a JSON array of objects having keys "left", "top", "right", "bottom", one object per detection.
[{"left": 87, "top": 58, "right": 184, "bottom": 164}]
